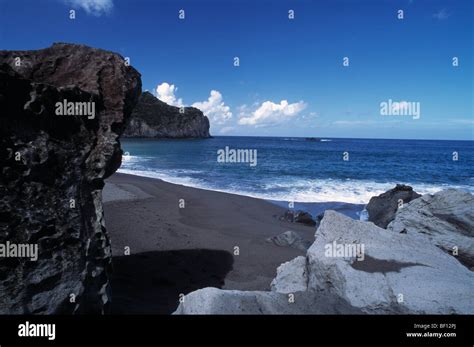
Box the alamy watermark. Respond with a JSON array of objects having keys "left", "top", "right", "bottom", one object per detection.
[
  {"left": 0, "top": 241, "right": 38, "bottom": 261},
  {"left": 325, "top": 240, "right": 365, "bottom": 261},
  {"left": 55, "top": 99, "right": 96, "bottom": 119},
  {"left": 18, "top": 321, "right": 55, "bottom": 341},
  {"left": 217, "top": 146, "right": 257, "bottom": 167},
  {"left": 380, "top": 99, "right": 420, "bottom": 120}
]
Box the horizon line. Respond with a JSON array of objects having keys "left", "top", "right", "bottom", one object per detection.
[{"left": 207, "top": 135, "right": 474, "bottom": 142}]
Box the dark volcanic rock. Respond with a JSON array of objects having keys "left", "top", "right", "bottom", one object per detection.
[
  {"left": 0, "top": 43, "right": 141, "bottom": 314},
  {"left": 123, "top": 91, "right": 210, "bottom": 138},
  {"left": 280, "top": 210, "right": 316, "bottom": 227},
  {"left": 366, "top": 184, "right": 421, "bottom": 228}
]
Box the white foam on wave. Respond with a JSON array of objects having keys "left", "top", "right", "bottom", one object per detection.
[
  {"left": 118, "top": 169, "right": 207, "bottom": 188},
  {"left": 121, "top": 155, "right": 155, "bottom": 164},
  {"left": 116, "top": 168, "right": 471, "bottom": 204},
  {"left": 257, "top": 179, "right": 446, "bottom": 204},
  {"left": 121, "top": 154, "right": 136, "bottom": 162}
]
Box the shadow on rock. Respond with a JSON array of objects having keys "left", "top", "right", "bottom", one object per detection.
[{"left": 110, "top": 249, "right": 234, "bottom": 314}]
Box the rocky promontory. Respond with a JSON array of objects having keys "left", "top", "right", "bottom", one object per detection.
[
  {"left": 123, "top": 91, "right": 210, "bottom": 138},
  {"left": 0, "top": 43, "right": 141, "bottom": 314}
]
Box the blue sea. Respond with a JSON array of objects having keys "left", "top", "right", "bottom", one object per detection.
[{"left": 119, "top": 137, "right": 473, "bottom": 215}]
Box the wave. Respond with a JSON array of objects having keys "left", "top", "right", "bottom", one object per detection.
[
  {"left": 118, "top": 168, "right": 206, "bottom": 188},
  {"left": 256, "top": 178, "right": 446, "bottom": 204},
  {"left": 117, "top": 167, "right": 470, "bottom": 204},
  {"left": 121, "top": 154, "right": 154, "bottom": 164}
]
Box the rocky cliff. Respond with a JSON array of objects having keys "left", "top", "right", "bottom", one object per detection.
[
  {"left": 0, "top": 43, "right": 141, "bottom": 314},
  {"left": 123, "top": 91, "right": 210, "bottom": 138}
]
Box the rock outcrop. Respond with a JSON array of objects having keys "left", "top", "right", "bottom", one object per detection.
[
  {"left": 0, "top": 43, "right": 141, "bottom": 314},
  {"left": 174, "top": 191, "right": 474, "bottom": 314},
  {"left": 366, "top": 184, "right": 421, "bottom": 228},
  {"left": 388, "top": 189, "right": 474, "bottom": 270},
  {"left": 123, "top": 91, "right": 210, "bottom": 138}
]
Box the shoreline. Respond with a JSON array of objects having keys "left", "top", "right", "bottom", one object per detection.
[{"left": 117, "top": 168, "right": 371, "bottom": 210}]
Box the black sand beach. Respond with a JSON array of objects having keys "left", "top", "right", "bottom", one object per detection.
[{"left": 104, "top": 173, "right": 316, "bottom": 314}]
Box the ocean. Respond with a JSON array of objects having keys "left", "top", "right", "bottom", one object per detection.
[{"left": 118, "top": 136, "right": 473, "bottom": 216}]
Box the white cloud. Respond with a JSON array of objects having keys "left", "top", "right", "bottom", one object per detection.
[
  {"left": 155, "top": 82, "right": 184, "bottom": 107},
  {"left": 64, "top": 0, "right": 113, "bottom": 16},
  {"left": 192, "top": 90, "right": 232, "bottom": 125},
  {"left": 238, "top": 100, "right": 307, "bottom": 126},
  {"left": 154, "top": 83, "right": 232, "bottom": 124}
]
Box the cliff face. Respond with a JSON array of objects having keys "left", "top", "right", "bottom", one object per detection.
[
  {"left": 123, "top": 91, "right": 210, "bottom": 138},
  {"left": 0, "top": 43, "right": 141, "bottom": 314}
]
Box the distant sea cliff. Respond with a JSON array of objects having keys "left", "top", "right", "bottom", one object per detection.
[{"left": 123, "top": 91, "right": 210, "bottom": 138}]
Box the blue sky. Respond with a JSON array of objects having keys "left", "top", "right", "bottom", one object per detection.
[{"left": 1, "top": 0, "right": 472, "bottom": 140}]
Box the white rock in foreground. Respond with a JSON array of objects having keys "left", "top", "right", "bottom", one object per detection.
[
  {"left": 173, "top": 288, "right": 295, "bottom": 314},
  {"left": 310, "top": 210, "right": 474, "bottom": 314},
  {"left": 270, "top": 256, "right": 308, "bottom": 294},
  {"left": 387, "top": 189, "right": 474, "bottom": 269},
  {"left": 173, "top": 287, "right": 359, "bottom": 314}
]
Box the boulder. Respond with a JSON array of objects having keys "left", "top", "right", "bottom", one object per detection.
[
  {"left": 123, "top": 91, "right": 210, "bottom": 138},
  {"left": 270, "top": 256, "right": 308, "bottom": 294},
  {"left": 0, "top": 43, "right": 141, "bottom": 314},
  {"left": 308, "top": 210, "right": 474, "bottom": 314},
  {"left": 387, "top": 189, "right": 474, "bottom": 269},
  {"left": 280, "top": 210, "right": 316, "bottom": 226},
  {"left": 266, "top": 231, "right": 311, "bottom": 251},
  {"left": 366, "top": 184, "right": 421, "bottom": 228},
  {"left": 173, "top": 287, "right": 359, "bottom": 315}
]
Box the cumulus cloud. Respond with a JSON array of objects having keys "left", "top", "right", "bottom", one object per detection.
[
  {"left": 154, "top": 83, "right": 232, "bottom": 124},
  {"left": 238, "top": 100, "right": 307, "bottom": 126},
  {"left": 155, "top": 82, "right": 184, "bottom": 107},
  {"left": 192, "top": 90, "right": 232, "bottom": 125},
  {"left": 64, "top": 0, "right": 113, "bottom": 16}
]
